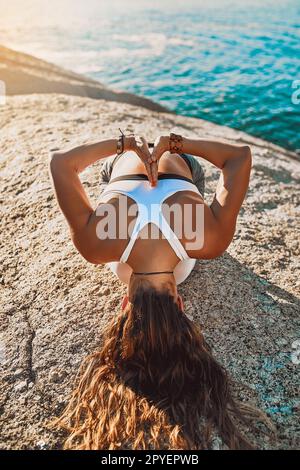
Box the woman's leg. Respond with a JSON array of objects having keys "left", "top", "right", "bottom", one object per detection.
[
  {"left": 106, "top": 261, "right": 132, "bottom": 286},
  {"left": 180, "top": 153, "right": 205, "bottom": 197},
  {"left": 173, "top": 258, "right": 197, "bottom": 285},
  {"left": 99, "top": 154, "right": 123, "bottom": 192},
  {"left": 100, "top": 151, "right": 205, "bottom": 196}
]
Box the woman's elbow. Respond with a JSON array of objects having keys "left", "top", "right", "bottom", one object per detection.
[
  {"left": 241, "top": 145, "right": 252, "bottom": 164},
  {"left": 49, "top": 150, "right": 60, "bottom": 167},
  {"left": 49, "top": 151, "right": 67, "bottom": 174},
  {"left": 236, "top": 145, "right": 252, "bottom": 174}
]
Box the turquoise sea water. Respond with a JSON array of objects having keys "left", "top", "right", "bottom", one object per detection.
[{"left": 0, "top": 0, "right": 299, "bottom": 151}]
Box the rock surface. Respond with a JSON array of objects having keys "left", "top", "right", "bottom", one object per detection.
[
  {"left": 0, "top": 52, "right": 299, "bottom": 450},
  {"left": 0, "top": 44, "right": 169, "bottom": 113}
]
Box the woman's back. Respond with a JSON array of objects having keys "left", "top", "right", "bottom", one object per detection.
[{"left": 83, "top": 150, "right": 214, "bottom": 281}]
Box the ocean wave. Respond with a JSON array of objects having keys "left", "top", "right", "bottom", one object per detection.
[
  {"left": 1, "top": 0, "right": 298, "bottom": 151},
  {"left": 112, "top": 33, "right": 195, "bottom": 51}
]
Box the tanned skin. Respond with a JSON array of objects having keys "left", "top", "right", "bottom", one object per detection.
[{"left": 49, "top": 134, "right": 251, "bottom": 301}]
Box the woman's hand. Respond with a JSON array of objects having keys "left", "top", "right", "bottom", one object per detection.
[
  {"left": 125, "top": 135, "right": 158, "bottom": 187},
  {"left": 149, "top": 135, "right": 169, "bottom": 165}
]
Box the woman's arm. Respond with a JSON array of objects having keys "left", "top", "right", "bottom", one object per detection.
[
  {"left": 49, "top": 138, "right": 125, "bottom": 235},
  {"left": 180, "top": 137, "right": 251, "bottom": 170},
  {"left": 49, "top": 134, "right": 157, "bottom": 232},
  {"left": 181, "top": 136, "right": 251, "bottom": 211},
  {"left": 51, "top": 138, "right": 126, "bottom": 174}
]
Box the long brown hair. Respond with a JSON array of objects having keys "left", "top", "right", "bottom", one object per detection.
[{"left": 52, "top": 279, "right": 275, "bottom": 450}]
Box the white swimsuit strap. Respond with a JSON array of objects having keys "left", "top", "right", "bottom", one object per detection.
[
  {"left": 98, "top": 179, "right": 201, "bottom": 264},
  {"left": 157, "top": 211, "right": 189, "bottom": 261},
  {"left": 120, "top": 202, "right": 189, "bottom": 263},
  {"left": 120, "top": 211, "right": 144, "bottom": 263}
]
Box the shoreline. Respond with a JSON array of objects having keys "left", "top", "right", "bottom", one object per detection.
[
  {"left": 0, "top": 43, "right": 298, "bottom": 159},
  {"left": 0, "top": 44, "right": 170, "bottom": 114}
]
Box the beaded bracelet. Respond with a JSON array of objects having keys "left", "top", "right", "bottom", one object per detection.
[{"left": 169, "top": 132, "right": 183, "bottom": 154}]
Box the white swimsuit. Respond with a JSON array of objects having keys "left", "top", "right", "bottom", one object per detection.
[{"left": 98, "top": 174, "right": 201, "bottom": 285}]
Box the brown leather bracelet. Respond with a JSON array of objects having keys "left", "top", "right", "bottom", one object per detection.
[
  {"left": 116, "top": 136, "right": 123, "bottom": 155},
  {"left": 116, "top": 128, "right": 125, "bottom": 155},
  {"left": 117, "top": 128, "right": 136, "bottom": 155},
  {"left": 169, "top": 132, "right": 183, "bottom": 154}
]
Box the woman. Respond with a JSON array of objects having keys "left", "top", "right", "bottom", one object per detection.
[{"left": 49, "top": 132, "right": 273, "bottom": 449}]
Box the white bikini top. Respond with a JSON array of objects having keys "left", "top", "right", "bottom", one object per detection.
[{"left": 98, "top": 174, "right": 201, "bottom": 263}]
